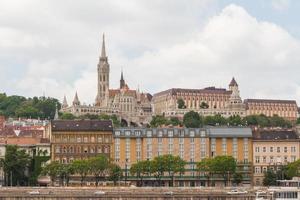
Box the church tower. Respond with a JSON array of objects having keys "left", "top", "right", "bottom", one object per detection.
[
  {"left": 120, "top": 70, "right": 125, "bottom": 89},
  {"left": 227, "top": 77, "right": 245, "bottom": 112},
  {"left": 95, "top": 34, "right": 110, "bottom": 107}
]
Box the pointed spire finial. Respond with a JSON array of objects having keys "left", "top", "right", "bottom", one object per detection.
[
  {"left": 101, "top": 33, "right": 106, "bottom": 58},
  {"left": 121, "top": 69, "right": 124, "bottom": 81},
  {"left": 73, "top": 91, "right": 80, "bottom": 106},
  {"left": 62, "top": 95, "right": 68, "bottom": 108}
]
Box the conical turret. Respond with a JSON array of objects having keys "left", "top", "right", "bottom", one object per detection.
[
  {"left": 62, "top": 95, "right": 68, "bottom": 108},
  {"left": 73, "top": 91, "right": 80, "bottom": 106}
]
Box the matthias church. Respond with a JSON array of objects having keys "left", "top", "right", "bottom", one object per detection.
[{"left": 61, "top": 35, "right": 152, "bottom": 126}]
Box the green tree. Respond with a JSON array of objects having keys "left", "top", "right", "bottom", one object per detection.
[
  {"left": 297, "top": 118, "right": 300, "bottom": 125},
  {"left": 263, "top": 170, "right": 277, "bottom": 186},
  {"left": 200, "top": 102, "right": 209, "bottom": 109},
  {"left": 209, "top": 156, "right": 236, "bottom": 186},
  {"left": 2, "top": 145, "right": 31, "bottom": 186},
  {"left": 151, "top": 156, "right": 165, "bottom": 186},
  {"left": 72, "top": 159, "right": 90, "bottom": 186},
  {"left": 232, "top": 172, "right": 243, "bottom": 186},
  {"left": 60, "top": 112, "right": 76, "bottom": 120},
  {"left": 183, "top": 111, "right": 202, "bottom": 128},
  {"left": 130, "top": 160, "right": 151, "bottom": 186},
  {"left": 42, "top": 161, "right": 61, "bottom": 186},
  {"left": 89, "top": 156, "right": 109, "bottom": 186},
  {"left": 163, "top": 155, "right": 185, "bottom": 187},
  {"left": 243, "top": 115, "right": 258, "bottom": 126},
  {"left": 79, "top": 114, "right": 99, "bottom": 120},
  {"left": 168, "top": 117, "right": 182, "bottom": 126},
  {"left": 177, "top": 98, "right": 185, "bottom": 109},
  {"left": 57, "top": 163, "right": 74, "bottom": 186},
  {"left": 228, "top": 115, "right": 244, "bottom": 126},
  {"left": 285, "top": 159, "right": 300, "bottom": 178},
  {"left": 204, "top": 115, "right": 227, "bottom": 126},
  {"left": 257, "top": 114, "right": 270, "bottom": 127},
  {"left": 197, "top": 158, "right": 212, "bottom": 186},
  {"left": 150, "top": 115, "right": 168, "bottom": 128},
  {"left": 108, "top": 163, "right": 123, "bottom": 186}
]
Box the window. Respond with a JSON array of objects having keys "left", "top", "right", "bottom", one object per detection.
[
  {"left": 263, "top": 147, "right": 266, "bottom": 152},
  {"left": 168, "top": 138, "right": 173, "bottom": 154},
  {"left": 125, "top": 138, "right": 130, "bottom": 161},
  {"left": 146, "top": 131, "right": 152, "bottom": 137},
  {"left": 211, "top": 138, "right": 216, "bottom": 157},
  {"left": 284, "top": 147, "right": 288, "bottom": 153},
  {"left": 115, "top": 138, "right": 120, "bottom": 160},
  {"left": 55, "top": 146, "right": 60, "bottom": 153},
  {"left": 291, "top": 147, "right": 296, "bottom": 153},
  {"left": 255, "top": 147, "right": 260, "bottom": 153},
  {"left": 98, "top": 146, "right": 103, "bottom": 153},
  {"left": 77, "top": 137, "right": 81, "bottom": 143},
  {"left": 190, "top": 130, "right": 195, "bottom": 137},
  {"left": 255, "top": 167, "right": 261, "bottom": 174},
  {"left": 134, "top": 130, "right": 141, "bottom": 137},
  {"left": 270, "top": 147, "right": 273, "bottom": 153},
  {"left": 104, "top": 147, "right": 109, "bottom": 153},
  {"left": 222, "top": 138, "right": 227, "bottom": 155},
  {"left": 255, "top": 156, "right": 260, "bottom": 163},
  {"left": 200, "top": 130, "right": 206, "bottom": 137},
  {"left": 90, "top": 136, "right": 95, "bottom": 143},
  {"left": 179, "top": 130, "right": 185, "bottom": 137},
  {"left": 270, "top": 156, "right": 274, "bottom": 163},
  {"left": 146, "top": 138, "right": 152, "bottom": 160},
  {"left": 125, "top": 131, "right": 131, "bottom": 136},
  {"left": 243, "top": 138, "right": 249, "bottom": 162},
  {"left": 115, "top": 131, "right": 121, "bottom": 136},
  {"left": 284, "top": 156, "right": 288, "bottom": 163},
  {"left": 190, "top": 137, "right": 194, "bottom": 143},
  {"left": 158, "top": 130, "right": 163, "bottom": 137},
  {"left": 232, "top": 138, "right": 238, "bottom": 159},
  {"left": 168, "top": 130, "right": 173, "bottom": 137},
  {"left": 263, "top": 156, "right": 266, "bottom": 163},
  {"left": 291, "top": 156, "right": 296, "bottom": 162},
  {"left": 277, "top": 147, "right": 280, "bottom": 153},
  {"left": 98, "top": 136, "right": 103, "bottom": 143},
  {"left": 83, "top": 137, "right": 88, "bottom": 143}
]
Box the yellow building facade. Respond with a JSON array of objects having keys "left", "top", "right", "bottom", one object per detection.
[{"left": 113, "top": 127, "right": 253, "bottom": 186}]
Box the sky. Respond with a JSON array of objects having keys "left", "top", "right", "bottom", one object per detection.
[{"left": 0, "top": 0, "right": 300, "bottom": 105}]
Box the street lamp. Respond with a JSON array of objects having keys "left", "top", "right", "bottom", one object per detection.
[{"left": 125, "top": 158, "right": 128, "bottom": 186}]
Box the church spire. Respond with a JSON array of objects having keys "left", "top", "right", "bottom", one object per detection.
[
  {"left": 120, "top": 69, "right": 125, "bottom": 89},
  {"left": 62, "top": 95, "right": 68, "bottom": 108},
  {"left": 101, "top": 33, "right": 107, "bottom": 59},
  {"left": 73, "top": 91, "right": 80, "bottom": 106}
]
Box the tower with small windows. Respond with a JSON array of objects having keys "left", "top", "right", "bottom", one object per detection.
[{"left": 95, "top": 34, "right": 110, "bottom": 107}]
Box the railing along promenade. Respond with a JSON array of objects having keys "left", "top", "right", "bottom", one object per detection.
[{"left": 0, "top": 186, "right": 267, "bottom": 199}]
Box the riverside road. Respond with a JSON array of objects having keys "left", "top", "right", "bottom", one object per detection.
[{"left": 0, "top": 187, "right": 267, "bottom": 199}]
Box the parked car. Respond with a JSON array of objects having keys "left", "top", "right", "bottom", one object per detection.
[
  {"left": 28, "top": 191, "right": 40, "bottom": 195},
  {"left": 227, "top": 189, "right": 248, "bottom": 195},
  {"left": 164, "top": 191, "right": 174, "bottom": 195},
  {"left": 94, "top": 191, "right": 106, "bottom": 195}
]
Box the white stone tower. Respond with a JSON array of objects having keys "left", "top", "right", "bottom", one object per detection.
[
  {"left": 227, "top": 77, "right": 245, "bottom": 111},
  {"left": 95, "top": 34, "right": 110, "bottom": 107}
]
